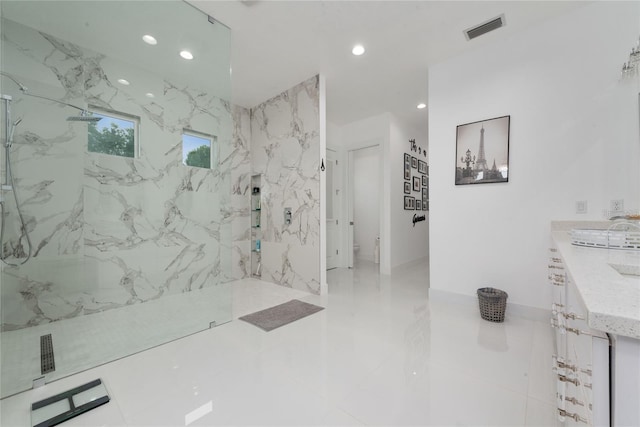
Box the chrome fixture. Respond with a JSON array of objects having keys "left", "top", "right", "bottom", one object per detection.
[
  {"left": 0, "top": 71, "right": 102, "bottom": 123},
  {"left": 1, "top": 92, "right": 32, "bottom": 266},
  {"left": 0, "top": 72, "right": 102, "bottom": 266},
  {"left": 66, "top": 110, "right": 102, "bottom": 123}
]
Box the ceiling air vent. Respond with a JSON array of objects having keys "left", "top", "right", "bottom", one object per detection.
[{"left": 464, "top": 14, "right": 506, "bottom": 41}]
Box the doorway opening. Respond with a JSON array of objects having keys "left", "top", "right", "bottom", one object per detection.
[{"left": 347, "top": 145, "right": 381, "bottom": 271}]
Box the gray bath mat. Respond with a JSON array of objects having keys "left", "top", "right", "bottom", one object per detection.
[{"left": 239, "top": 299, "right": 324, "bottom": 331}]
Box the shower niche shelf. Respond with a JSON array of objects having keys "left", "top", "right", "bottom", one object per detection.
[{"left": 251, "top": 174, "right": 262, "bottom": 278}]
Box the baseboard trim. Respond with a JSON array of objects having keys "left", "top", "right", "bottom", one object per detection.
[{"left": 428, "top": 289, "right": 550, "bottom": 322}]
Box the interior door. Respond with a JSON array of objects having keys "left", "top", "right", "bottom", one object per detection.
[{"left": 326, "top": 149, "right": 339, "bottom": 270}]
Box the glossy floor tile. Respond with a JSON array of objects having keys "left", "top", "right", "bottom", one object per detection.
[
  {"left": 1, "top": 283, "right": 232, "bottom": 398},
  {"left": 0, "top": 261, "right": 557, "bottom": 426}
]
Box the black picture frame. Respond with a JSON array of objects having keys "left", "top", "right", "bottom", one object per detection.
[
  {"left": 422, "top": 175, "right": 428, "bottom": 187},
  {"left": 404, "top": 162, "right": 410, "bottom": 180},
  {"left": 404, "top": 196, "right": 415, "bottom": 210},
  {"left": 422, "top": 187, "right": 428, "bottom": 209},
  {"left": 418, "top": 160, "right": 427, "bottom": 174},
  {"left": 455, "top": 115, "right": 510, "bottom": 185},
  {"left": 411, "top": 156, "right": 418, "bottom": 169},
  {"left": 404, "top": 181, "right": 411, "bottom": 194},
  {"left": 404, "top": 153, "right": 411, "bottom": 164},
  {"left": 416, "top": 199, "right": 422, "bottom": 210},
  {"left": 412, "top": 176, "right": 420, "bottom": 192}
]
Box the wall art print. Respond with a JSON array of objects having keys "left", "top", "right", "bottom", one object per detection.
[
  {"left": 404, "top": 139, "right": 428, "bottom": 212},
  {"left": 418, "top": 160, "right": 427, "bottom": 174},
  {"left": 455, "top": 115, "right": 510, "bottom": 185},
  {"left": 412, "top": 176, "right": 420, "bottom": 192},
  {"left": 404, "top": 195, "right": 415, "bottom": 210}
]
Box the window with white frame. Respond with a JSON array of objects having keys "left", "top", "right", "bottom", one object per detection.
[
  {"left": 88, "top": 108, "right": 139, "bottom": 158},
  {"left": 182, "top": 130, "right": 214, "bottom": 169}
]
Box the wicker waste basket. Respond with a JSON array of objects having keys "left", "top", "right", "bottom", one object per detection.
[{"left": 477, "top": 287, "right": 508, "bottom": 322}]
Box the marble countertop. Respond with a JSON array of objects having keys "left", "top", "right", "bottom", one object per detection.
[{"left": 552, "top": 222, "right": 640, "bottom": 340}]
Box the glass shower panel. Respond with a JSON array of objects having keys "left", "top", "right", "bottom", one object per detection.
[{"left": 0, "top": 1, "right": 233, "bottom": 398}]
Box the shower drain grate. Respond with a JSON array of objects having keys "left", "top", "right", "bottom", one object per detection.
[{"left": 40, "top": 334, "right": 55, "bottom": 375}]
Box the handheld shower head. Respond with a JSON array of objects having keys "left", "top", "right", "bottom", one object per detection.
[{"left": 7, "top": 118, "right": 22, "bottom": 147}]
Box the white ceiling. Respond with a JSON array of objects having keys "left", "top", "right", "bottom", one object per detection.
[
  {"left": 2, "top": 1, "right": 588, "bottom": 132},
  {"left": 2, "top": 1, "right": 232, "bottom": 100},
  {"left": 189, "top": 1, "right": 588, "bottom": 129}
]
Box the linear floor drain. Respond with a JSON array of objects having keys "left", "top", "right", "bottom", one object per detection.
[{"left": 40, "top": 334, "right": 55, "bottom": 375}]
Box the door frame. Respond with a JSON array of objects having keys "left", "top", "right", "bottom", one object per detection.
[
  {"left": 326, "top": 148, "right": 339, "bottom": 270},
  {"left": 346, "top": 143, "right": 381, "bottom": 270}
]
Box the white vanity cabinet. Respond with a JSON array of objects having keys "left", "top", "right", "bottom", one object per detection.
[
  {"left": 550, "top": 248, "right": 610, "bottom": 426},
  {"left": 564, "top": 274, "right": 609, "bottom": 426},
  {"left": 550, "top": 222, "right": 640, "bottom": 427}
]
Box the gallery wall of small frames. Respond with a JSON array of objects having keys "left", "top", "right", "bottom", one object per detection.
[{"left": 404, "top": 139, "right": 429, "bottom": 211}]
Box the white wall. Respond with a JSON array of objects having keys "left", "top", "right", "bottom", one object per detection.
[
  {"left": 390, "top": 114, "right": 429, "bottom": 270},
  {"left": 353, "top": 145, "right": 381, "bottom": 262},
  {"left": 333, "top": 111, "right": 430, "bottom": 273},
  {"left": 428, "top": 2, "right": 640, "bottom": 310}
]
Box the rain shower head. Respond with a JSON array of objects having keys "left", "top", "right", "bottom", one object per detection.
[
  {"left": 1, "top": 72, "right": 101, "bottom": 124},
  {"left": 66, "top": 111, "right": 102, "bottom": 123}
]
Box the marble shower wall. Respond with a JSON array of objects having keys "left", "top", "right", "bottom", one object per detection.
[
  {"left": 250, "top": 75, "right": 321, "bottom": 294},
  {"left": 227, "top": 105, "right": 252, "bottom": 280},
  {"left": 0, "top": 18, "right": 237, "bottom": 331}
]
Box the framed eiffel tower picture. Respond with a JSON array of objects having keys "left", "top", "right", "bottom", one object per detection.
[{"left": 455, "top": 115, "right": 510, "bottom": 185}]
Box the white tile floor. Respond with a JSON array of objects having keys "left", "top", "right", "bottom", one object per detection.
[
  {"left": 1, "top": 283, "right": 233, "bottom": 398},
  {"left": 0, "top": 260, "right": 558, "bottom": 426}
]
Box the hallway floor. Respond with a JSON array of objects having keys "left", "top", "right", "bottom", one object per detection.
[{"left": 1, "top": 261, "right": 558, "bottom": 426}]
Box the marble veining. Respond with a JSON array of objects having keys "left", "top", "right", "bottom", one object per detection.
[
  {"left": 0, "top": 18, "right": 236, "bottom": 333},
  {"left": 552, "top": 224, "right": 640, "bottom": 339},
  {"left": 250, "top": 76, "right": 321, "bottom": 294},
  {"left": 225, "top": 105, "right": 252, "bottom": 281}
]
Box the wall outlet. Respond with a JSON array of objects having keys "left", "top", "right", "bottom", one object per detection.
[
  {"left": 576, "top": 200, "right": 587, "bottom": 214},
  {"left": 611, "top": 199, "right": 624, "bottom": 214}
]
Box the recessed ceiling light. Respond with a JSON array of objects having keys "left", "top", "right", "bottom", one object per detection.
[
  {"left": 117, "top": 79, "right": 130, "bottom": 85},
  {"left": 145, "top": 93, "right": 155, "bottom": 98},
  {"left": 417, "top": 103, "right": 426, "bottom": 109},
  {"left": 180, "top": 50, "right": 194, "bottom": 60},
  {"left": 352, "top": 44, "right": 365, "bottom": 56},
  {"left": 142, "top": 35, "right": 157, "bottom": 45}
]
